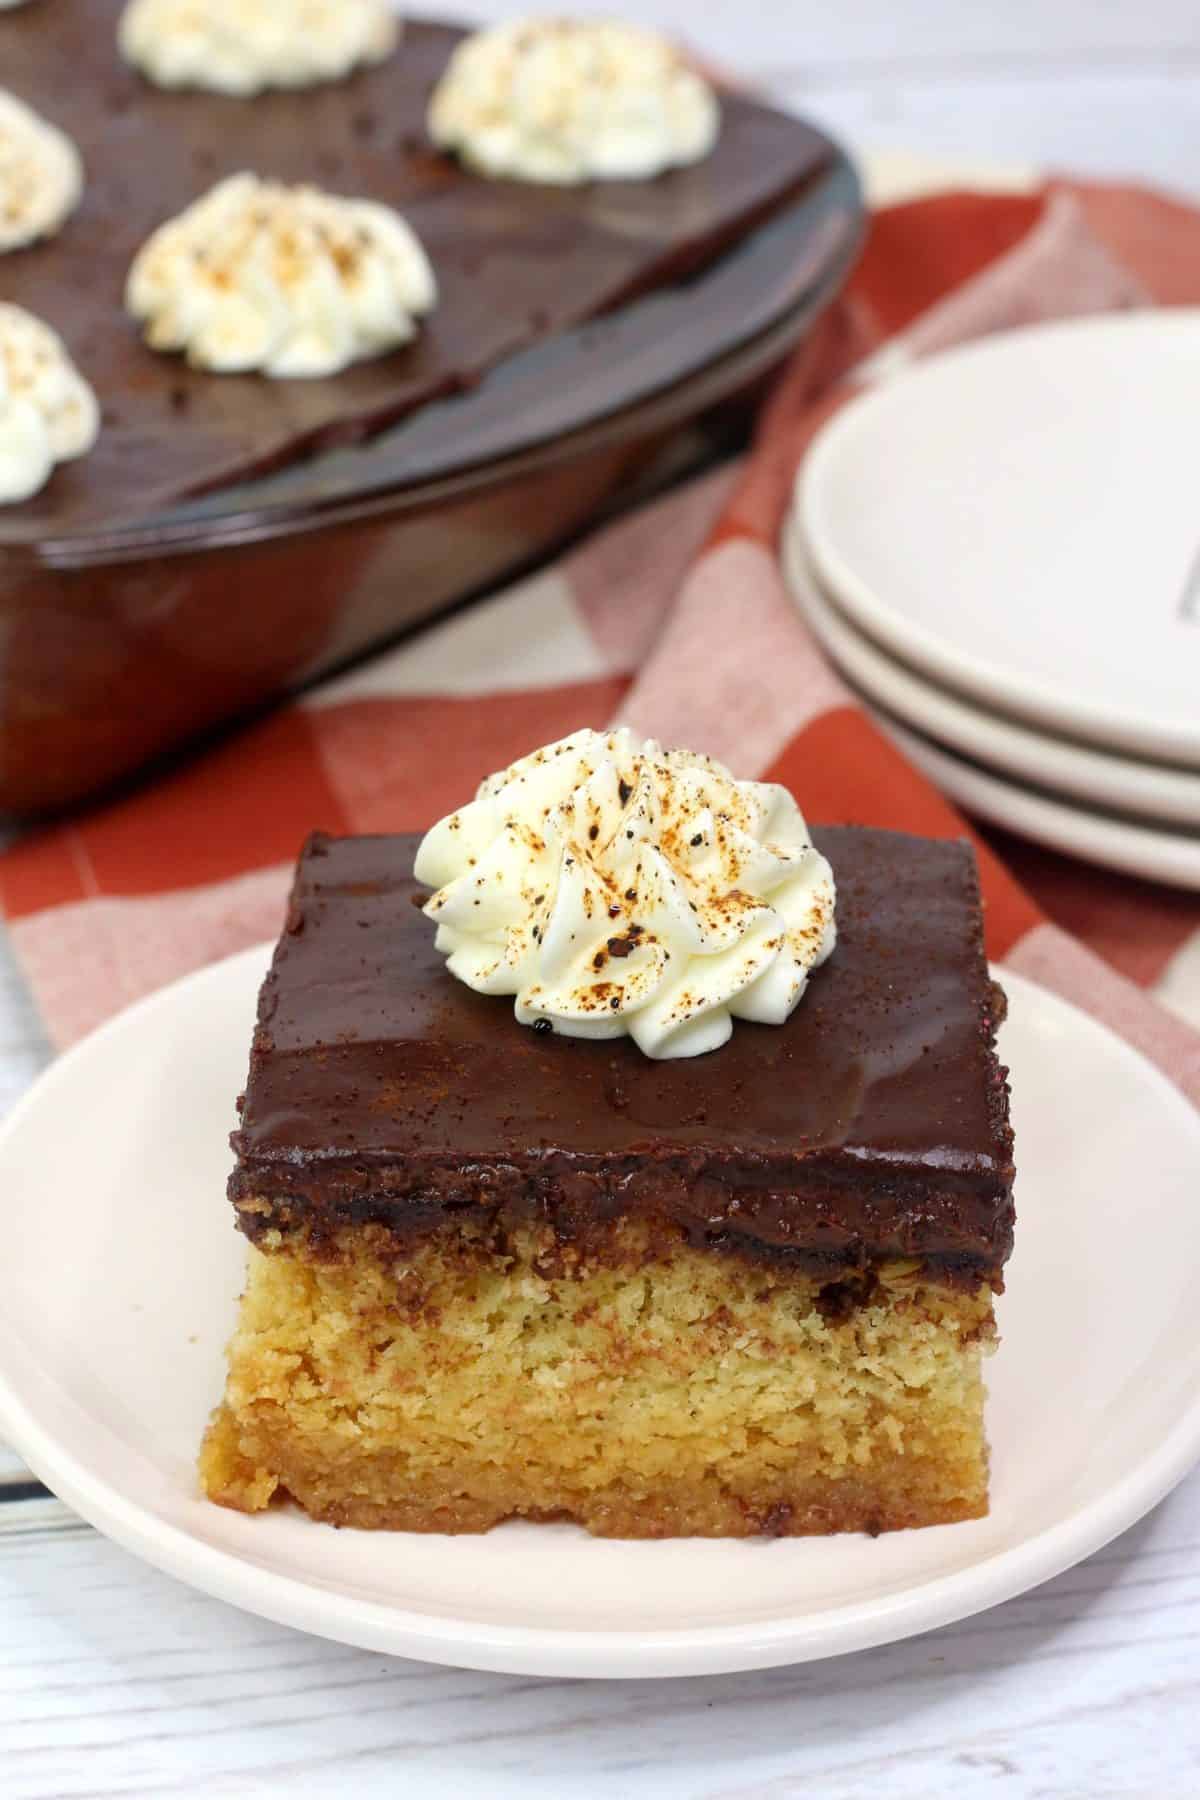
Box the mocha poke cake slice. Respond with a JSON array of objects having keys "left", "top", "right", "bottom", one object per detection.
[{"left": 200, "top": 729, "right": 1015, "bottom": 1536}]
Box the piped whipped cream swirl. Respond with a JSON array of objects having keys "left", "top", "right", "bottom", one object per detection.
[
  {"left": 428, "top": 17, "right": 720, "bottom": 185},
  {"left": 126, "top": 173, "right": 437, "bottom": 378},
  {"left": 0, "top": 89, "right": 83, "bottom": 253},
  {"left": 118, "top": 0, "right": 399, "bottom": 96},
  {"left": 0, "top": 303, "right": 99, "bottom": 503},
  {"left": 415, "top": 728, "right": 836, "bottom": 1060}
]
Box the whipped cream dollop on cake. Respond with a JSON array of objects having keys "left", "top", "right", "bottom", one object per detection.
[
  {"left": 0, "top": 303, "right": 99, "bottom": 503},
  {"left": 126, "top": 173, "right": 437, "bottom": 378},
  {"left": 118, "top": 0, "right": 399, "bottom": 96},
  {"left": 415, "top": 728, "right": 836, "bottom": 1059},
  {"left": 0, "top": 90, "right": 83, "bottom": 253},
  {"left": 428, "top": 17, "right": 720, "bottom": 185}
]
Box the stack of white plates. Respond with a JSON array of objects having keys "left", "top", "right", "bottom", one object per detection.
[{"left": 781, "top": 311, "right": 1200, "bottom": 889}]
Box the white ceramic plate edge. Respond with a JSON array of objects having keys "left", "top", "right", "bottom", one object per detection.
[
  {"left": 798, "top": 313, "right": 1200, "bottom": 769},
  {"left": 878, "top": 719, "right": 1200, "bottom": 892},
  {"left": 781, "top": 513, "right": 1200, "bottom": 830},
  {"left": 3, "top": 950, "right": 1200, "bottom": 1677}
]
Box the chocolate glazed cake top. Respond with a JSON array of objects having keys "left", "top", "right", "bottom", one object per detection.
[
  {"left": 1, "top": 7, "right": 831, "bottom": 532},
  {"left": 231, "top": 828, "right": 1016, "bottom": 1282}
]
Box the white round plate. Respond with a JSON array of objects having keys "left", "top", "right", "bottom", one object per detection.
[
  {"left": 2, "top": 947, "right": 1199, "bottom": 1678},
  {"left": 781, "top": 514, "right": 1200, "bottom": 829},
  {"left": 882, "top": 717, "right": 1200, "bottom": 891},
  {"left": 799, "top": 311, "right": 1200, "bottom": 766}
]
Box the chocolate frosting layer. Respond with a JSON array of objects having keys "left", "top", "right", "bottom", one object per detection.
[
  {"left": 231, "top": 828, "right": 1016, "bottom": 1279},
  {"left": 1, "top": 8, "right": 831, "bottom": 531}
]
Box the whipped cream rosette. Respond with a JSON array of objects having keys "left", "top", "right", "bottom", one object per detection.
[
  {"left": 126, "top": 174, "right": 437, "bottom": 378},
  {"left": 0, "top": 303, "right": 99, "bottom": 503},
  {"left": 118, "top": 0, "right": 398, "bottom": 96},
  {"left": 416, "top": 728, "right": 836, "bottom": 1059},
  {"left": 0, "top": 89, "right": 82, "bottom": 253},
  {"left": 428, "top": 17, "right": 720, "bottom": 185}
]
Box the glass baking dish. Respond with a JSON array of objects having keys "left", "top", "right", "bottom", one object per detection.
[{"left": 0, "top": 142, "right": 861, "bottom": 816}]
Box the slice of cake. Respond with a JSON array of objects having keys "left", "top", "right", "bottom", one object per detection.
[{"left": 201, "top": 731, "right": 1014, "bottom": 1536}]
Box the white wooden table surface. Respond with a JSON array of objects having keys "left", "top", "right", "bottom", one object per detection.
[{"left": 4, "top": 3, "right": 1200, "bottom": 1794}]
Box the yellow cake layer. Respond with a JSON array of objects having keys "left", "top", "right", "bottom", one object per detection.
[{"left": 201, "top": 1220, "right": 995, "bottom": 1536}]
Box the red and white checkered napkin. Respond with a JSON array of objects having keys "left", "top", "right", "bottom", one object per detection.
[{"left": 2, "top": 178, "right": 1198, "bottom": 1106}]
